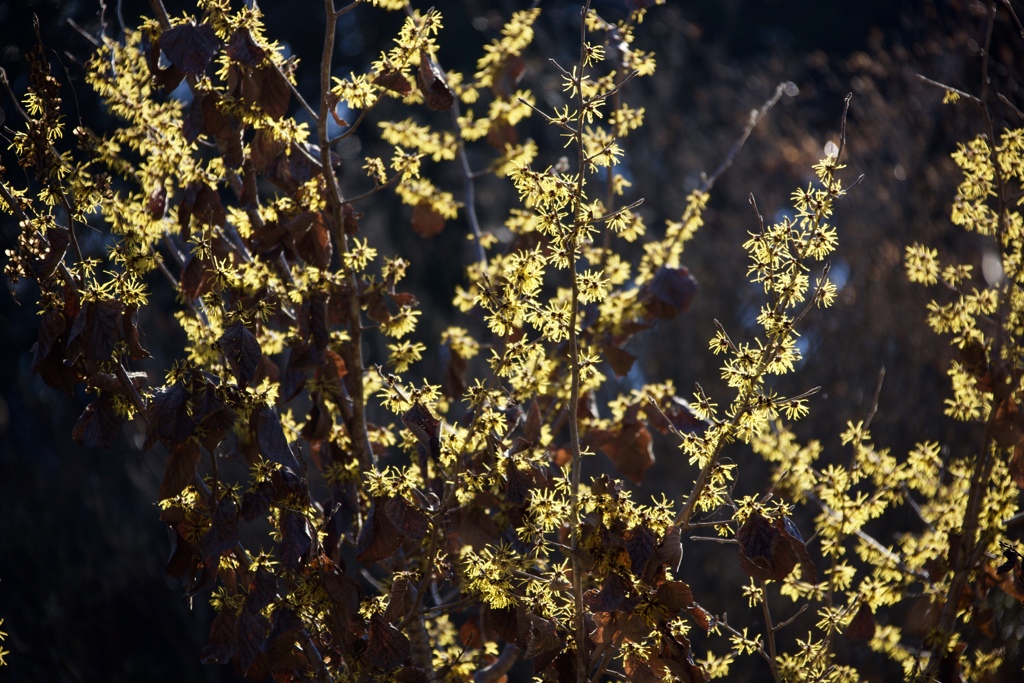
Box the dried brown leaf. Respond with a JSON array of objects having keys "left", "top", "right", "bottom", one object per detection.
[
  {"left": 356, "top": 498, "right": 404, "bottom": 563},
  {"left": 417, "top": 50, "right": 454, "bottom": 111},
  {"left": 219, "top": 321, "right": 262, "bottom": 386},
  {"left": 251, "top": 405, "right": 303, "bottom": 473},
  {"left": 160, "top": 22, "right": 220, "bottom": 75},
  {"left": 158, "top": 440, "right": 202, "bottom": 500},
  {"left": 366, "top": 614, "right": 411, "bottom": 670},
  {"left": 72, "top": 394, "right": 123, "bottom": 448}
]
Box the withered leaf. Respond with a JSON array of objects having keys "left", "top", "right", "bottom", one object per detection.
[
  {"left": 524, "top": 400, "right": 542, "bottom": 444},
  {"left": 604, "top": 345, "right": 637, "bottom": 378},
  {"left": 626, "top": 524, "right": 658, "bottom": 580},
  {"left": 146, "top": 185, "right": 167, "bottom": 219},
  {"left": 374, "top": 67, "right": 412, "bottom": 95},
  {"left": 251, "top": 128, "right": 287, "bottom": 173},
  {"left": 591, "top": 611, "right": 639, "bottom": 649},
  {"left": 459, "top": 616, "right": 484, "bottom": 648},
  {"left": 584, "top": 571, "right": 629, "bottom": 612},
  {"left": 623, "top": 656, "right": 659, "bottom": 683},
  {"left": 247, "top": 64, "right": 291, "bottom": 120},
  {"left": 192, "top": 381, "right": 236, "bottom": 452},
  {"left": 845, "top": 601, "right": 876, "bottom": 642},
  {"left": 383, "top": 496, "right": 430, "bottom": 540},
  {"left": 265, "top": 606, "right": 304, "bottom": 668},
  {"left": 996, "top": 543, "right": 1022, "bottom": 575},
  {"left": 654, "top": 527, "right": 684, "bottom": 574},
  {"left": 485, "top": 604, "right": 530, "bottom": 647},
  {"left": 486, "top": 120, "right": 518, "bottom": 150},
  {"left": 366, "top": 614, "right": 411, "bottom": 671},
  {"left": 158, "top": 440, "right": 202, "bottom": 500},
  {"left": 219, "top": 321, "right": 261, "bottom": 386},
  {"left": 658, "top": 629, "right": 705, "bottom": 683},
  {"left": 686, "top": 603, "right": 711, "bottom": 632},
  {"left": 200, "top": 610, "right": 237, "bottom": 664},
  {"left": 279, "top": 510, "right": 312, "bottom": 568},
  {"left": 251, "top": 404, "right": 303, "bottom": 473},
  {"left": 196, "top": 95, "right": 243, "bottom": 167},
  {"left": 287, "top": 210, "right": 332, "bottom": 269},
  {"left": 201, "top": 496, "right": 240, "bottom": 561},
  {"left": 123, "top": 304, "right": 151, "bottom": 360},
  {"left": 146, "top": 36, "right": 185, "bottom": 92},
  {"left": 402, "top": 402, "right": 441, "bottom": 461},
  {"left": 33, "top": 308, "right": 66, "bottom": 371},
  {"left": 193, "top": 182, "right": 227, "bottom": 228},
  {"left": 737, "top": 513, "right": 816, "bottom": 582},
  {"left": 411, "top": 201, "right": 445, "bottom": 237},
  {"left": 35, "top": 339, "right": 76, "bottom": 394},
  {"left": 235, "top": 608, "right": 269, "bottom": 677},
  {"left": 245, "top": 566, "right": 278, "bottom": 616},
  {"left": 32, "top": 225, "right": 69, "bottom": 280},
  {"left": 654, "top": 580, "right": 694, "bottom": 614},
  {"left": 598, "top": 419, "right": 655, "bottom": 485},
  {"left": 160, "top": 22, "right": 221, "bottom": 75},
  {"left": 736, "top": 512, "right": 780, "bottom": 581},
  {"left": 343, "top": 203, "right": 360, "bottom": 234},
  {"left": 301, "top": 396, "right": 332, "bottom": 443},
  {"left": 417, "top": 50, "right": 454, "bottom": 111},
  {"left": 1010, "top": 444, "right": 1024, "bottom": 490},
  {"left": 66, "top": 298, "right": 124, "bottom": 362},
  {"left": 321, "top": 563, "right": 362, "bottom": 619},
  {"left": 226, "top": 28, "right": 265, "bottom": 66},
  {"left": 180, "top": 252, "right": 214, "bottom": 300},
  {"left": 445, "top": 499, "right": 502, "bottom": 551},
  {"left": 991, "top": 398, "right": 1024, "bottom": 449},
  {"left": 440, "top": 339, "right": 468, "bottom": 399},
  {"left": 384, "top": 575, "right": 418, "bottom": 623},
  {"left": 308, "top": 291, "right": 330, "bottom": 359},
  {"left": 241, "top": 481, "right": 273, "bottom": 522},
  {"left": 364, "top": 287, "right": 392, "bottom": 326},
  {"left": 492, "top": 53, "right": 526, "bottom": 97},
  {"left": 644, "top": 395, "right": 708, "bottom": 437},
  {"left": 356, "top": 498, "right": 404, "bottom": 563},
  {"left": 504, "top": 458, "right": 532, "bottom": 507},
  {"left": 779, "top": 516, "right": 816, "bottom": 582},
  {"left": 72, "top": 394, "right": 123, "bottom": 448},
  {"left": 146, "top": 383, "right": 196, "bottom": 450},
  {"left": 639, "top": 266, "right": 698, "bottom": 320},
  {"left": 524, "top": 614, "right": 562, "bottom": 659}
]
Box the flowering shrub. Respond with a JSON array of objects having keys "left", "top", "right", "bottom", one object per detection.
[{"left": 2, "top": 0, "right": 1022, "bottom": 681}]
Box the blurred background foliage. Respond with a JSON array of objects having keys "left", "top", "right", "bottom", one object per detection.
[{"left": 1, "top": 0, "right": 1021, "bottom": 680}]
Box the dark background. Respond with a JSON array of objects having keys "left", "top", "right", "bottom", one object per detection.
[{"left": 1, "top": 0, "right": 1022, "bottom": 680}]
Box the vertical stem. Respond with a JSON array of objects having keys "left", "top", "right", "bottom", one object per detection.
[
  {"left": 569, "top": 5, "right": 592, "bottom": 681},
  {"left": 925, "top": 2, "right": 1009, "bottom": 674},
  {"left": 316, "top": 0, "right": 376, "bottom": 475},
  {"left": 760, "top": 580, "right": 782, "bottom": 683}
]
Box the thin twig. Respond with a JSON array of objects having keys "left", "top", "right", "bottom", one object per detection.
[
  {"left": 702, "top": 82, "right": 789, "bottom": 195},
  {"left": 760, "top": 580, "right": 782, "bottom": 683},
  {"left": 569, "top": 6, "right": 593, "bottom": 681},
  {"left": 772, "top": 603, "right": 809, "bottom": 632},
  {"left": 914, "top": 74, "right": 982, "bottom": 104},
  {"left": 863, "top": 367, "right": 885, "bottom": 430},
  {"left": 998, "top": 93, "right": 1024, "bottom": 118}
]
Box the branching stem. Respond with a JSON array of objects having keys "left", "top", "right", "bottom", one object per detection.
[{"left": 317, "top": 0, "right": 376, "bottom": 475}]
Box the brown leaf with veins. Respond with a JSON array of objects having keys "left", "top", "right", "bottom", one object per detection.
[
  {"left": 736, "top": 513, "right": 816, "bottom": 582},
  {"left": 417, "top": 50, "right": 454, "bottom": 111},
  {"left": 160, "top": 22, "right": 220, "bottom": 75},
  {"left": 366, "top": 614, "right": 410, "bottom": 670},
  {"left": 158, "top": 441, "right": 201, "bottom": 500}
]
